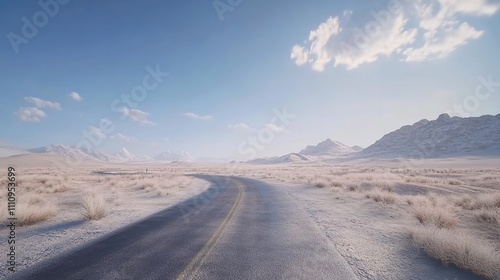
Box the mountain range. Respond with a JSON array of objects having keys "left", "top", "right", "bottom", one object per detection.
[
  {"left": 359, "top": 113, "right": 500, "bottom": 158},
  {"left": 300, "top": 138, "right": 363, "bottom": 156},
  {"left": 4, "top": 113, "right": 500, "bottom": 163},
  {"left": 154, "top": 151, "right": 195, "bottom": 162},
  {"left": 247, "top": 140, "right": 363, "bottom": 164},
  {"left": 27, "top": 144, "right": 194, "bottom": 163},
  {"left": 247, "top": 113, "right": 500, "bottom": 163}
]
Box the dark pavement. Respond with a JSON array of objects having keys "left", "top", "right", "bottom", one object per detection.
[{"left": 9, "top": 175, "right": 356, "bottom": 280}]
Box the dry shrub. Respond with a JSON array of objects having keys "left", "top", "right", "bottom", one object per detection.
[
  {"left": 409, "top": 226, "right": 500, "bottom": 280},
  {"left": 17, "top": 198, "right": 56, "bottom": 226},
  {"left": 82, "top": 190, "right": 106, "bottom": 220},
  {"left": 427, "top": 193, "right": 448, "bottom": 207},
  {"left": 346, "top": 184, "right": 358, "bottom": 192},
  {"left": 330, "top": 181, "right": 342, "bottom": 188},
  {"left": 412, "top": 206, "right": 458, "bottom": 229},
  {"left": 475, "top": 208, "right": 499, "bottom": 224},
  {"left": 454, "top": 194, "right": 476, "bottom": 210},
  {"left": 476, "top": 193, "right": 500, "bottom": 209},
  {"left": 313, "top": 180, "right": 328, "bottom": 188},
  {"left": 454, "top": 192, "right": 500, "bottom": 210},
  {"left": 406, "top": 195, "right": 430, "bottom": 207},
  {"left": 447, "top": 179, "right": 462, "bottom": 185},
  {"left": 366, "top": 188, "right": 398, "bottom": 204}
]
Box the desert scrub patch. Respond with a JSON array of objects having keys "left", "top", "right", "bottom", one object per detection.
[
  {"left": 412, "top": 206, "right": 458, "bottom": 229},
  {"left": 17, "top": 198, "right": 56, "bottom": 226},
  {"left": 408, "top": 226, "right": 500, "bottom": 280},
  {"left": 82, "top": 190, "right": 106, "bottom": 221},
  {"left": 365, "top": 188, "right": 398, "bottom": 204},
  {"left": 475, "top": 208, "right": 499, "bottom": 224}
]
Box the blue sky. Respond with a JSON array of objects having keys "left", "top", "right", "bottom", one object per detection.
[{"left": 1, "top": 0, "right": 500, "bottom": 160}]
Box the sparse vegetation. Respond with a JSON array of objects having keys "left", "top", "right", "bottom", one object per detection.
[
  {"left": 17, "top": 198, "right": 56, "bottom": 226},
  {"left": 82, "top": 190, "right": 106, "bottom": 220},
  {"left": 365, "top": 188, "right": 397, "bottom": 204},
  {"left": 409, "top": 226, "right": 500, "bottom": 280},
  {"left": 412, "top": 206, "right": 458, "bottom": 229},
  {"left": 4, "top": 163, "right": 500, "bottom": 279},
  {"left": 209, "top": 164, "right": 500, "bottom": 279}
]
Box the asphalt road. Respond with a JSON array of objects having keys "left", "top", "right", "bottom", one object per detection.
[{"left": 10, "top": 176, "right": 357, "bottom": 280}]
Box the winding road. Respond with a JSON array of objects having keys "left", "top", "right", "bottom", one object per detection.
[{"left": 10, "top": 176, "right": 357, "bottom": 280}]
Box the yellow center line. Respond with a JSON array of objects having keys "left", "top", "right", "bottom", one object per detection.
[{"left": 176, "top": 181, "right": 243, "bottom": 280}]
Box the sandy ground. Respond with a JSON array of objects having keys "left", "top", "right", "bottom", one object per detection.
[
  {"left": 1, "top": 155, "right": 499, "bottom": 279},
  {"left": 266, "top": 180, "right": 484, "bottom": 280},
  {"left": 0, "top": 166, "right": 209, "bottom": 279}
]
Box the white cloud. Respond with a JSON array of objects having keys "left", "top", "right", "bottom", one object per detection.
[
  {"left": 228, "top": 123, "right": 255, "bottom": 132},
  {"left": 334, "top": 14, "right": 417, "bottom": 69},
  {"left": 15, "top": 107, "right": 46, "bottom": 122},
  {"left": 403, "top": 22, "right": 482, "bottom": 61},
  {"left": 265, "top": 123, "right": 287, "bottom": 133},
  {"left": 24, "top": 97, "right": 61, "bottom": 110},
  {"left": 182, "top": 112, "right": 214, "bottom": 121},
  {"left": 290, "top": 45, "right": 309, "bottom": 66},
  {"left": 291, "top": 0, "right": 499, "bottom": 70},
  {"left": 291, "top": 16, "right": 342, "bottom": 71},
  {"left": 403, "top": 0, "right": 499, "bottom": 62},
  {"left": 69, "top": 92, "right": 82, "bottom": 101},
  {"left": 111, "top": 133, "right": 135, "bottom": 143},
  {"left": 119, "top": 107, "right": 156, "bottom": 126}
]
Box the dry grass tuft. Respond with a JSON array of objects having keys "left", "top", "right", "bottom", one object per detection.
[
  {"left": 17, "top": 202, "right": 56, "bottom": 226},
  {"left": 412, "top": 206, "right": 458, "bottom": 229},
  {"left": 406, "top": 195, "right": 430, "bottom": 207},
  {"left": 409, "top": 226, "right": 500, "bottom": 280},
  {"left": 365, "top": 188, "right": 398, "bottom": 204},
  {"left": 454, "top": 192, "right": 500, "bottom": 210},
  {"left": 475, "top": 208, "right": 499, "bottom": 224},
  {"left": 82, "top": 190, "right": 106, "bottom": 220},
  {"left": 313, "top": 180, "right": 328, "bottom": 188}
]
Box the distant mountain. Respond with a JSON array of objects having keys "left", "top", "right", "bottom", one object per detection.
[
  {"left": 0, "top": 141, "right": 27, "bottom": 157},
  {"left": 300, "top": 138, "right": 362, "bottom": 156},
  {"left": 360, "top": 113, "right": 500, "bottom": 158},
  {"left": 246, "top": 139, "right": 361, "bottom": 164},
  {"left": 28, "top": 144, "right": 118, "bottom": 162},
  {"left": 114, "top": 147, "right": 150, "bottom": 161},
  {"left": 246, "top": 153, "right": 314, "bottom": 164},
  {"left": 27, "top": 144, "right": 198, "bottom": 163},
  {"left": 154, "top": 151, "right": 195, "bottom": 162},
  {"left": 352, "top": 146, "right": 364, "bottom": 152}
]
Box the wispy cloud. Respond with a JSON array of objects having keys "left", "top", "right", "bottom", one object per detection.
[
  {"left": 291, "top": 16, "right": 342, "bottom": 71},
  {"left": 24, "top": 97, "right": 61, "bottom": 110},
  {"left": 15, "top": 107, "right": 46, "bottom": 122},
  {"left": 182, "top": 112, "right": 214, "bottom": 121},
  {"left": 69, "top": 92, "right": 82, "bottom": 101},
  {"left": 228, "top": 122, "right": 256, "bottom": 133},
  {"left": 265, "top": 123, "right": 287, "bottom": 133},
  {"left": 291, "top": 0, "right": 499, "bottom": 71},
  {"left": 403, "top": 0, "right": 500, "bottom": 62},
  {"left": 111, "top": 133, "right": 135, "bottom": 143},
  {"left": 119, "top": 107, "right": 156, "bottom": 126}
]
